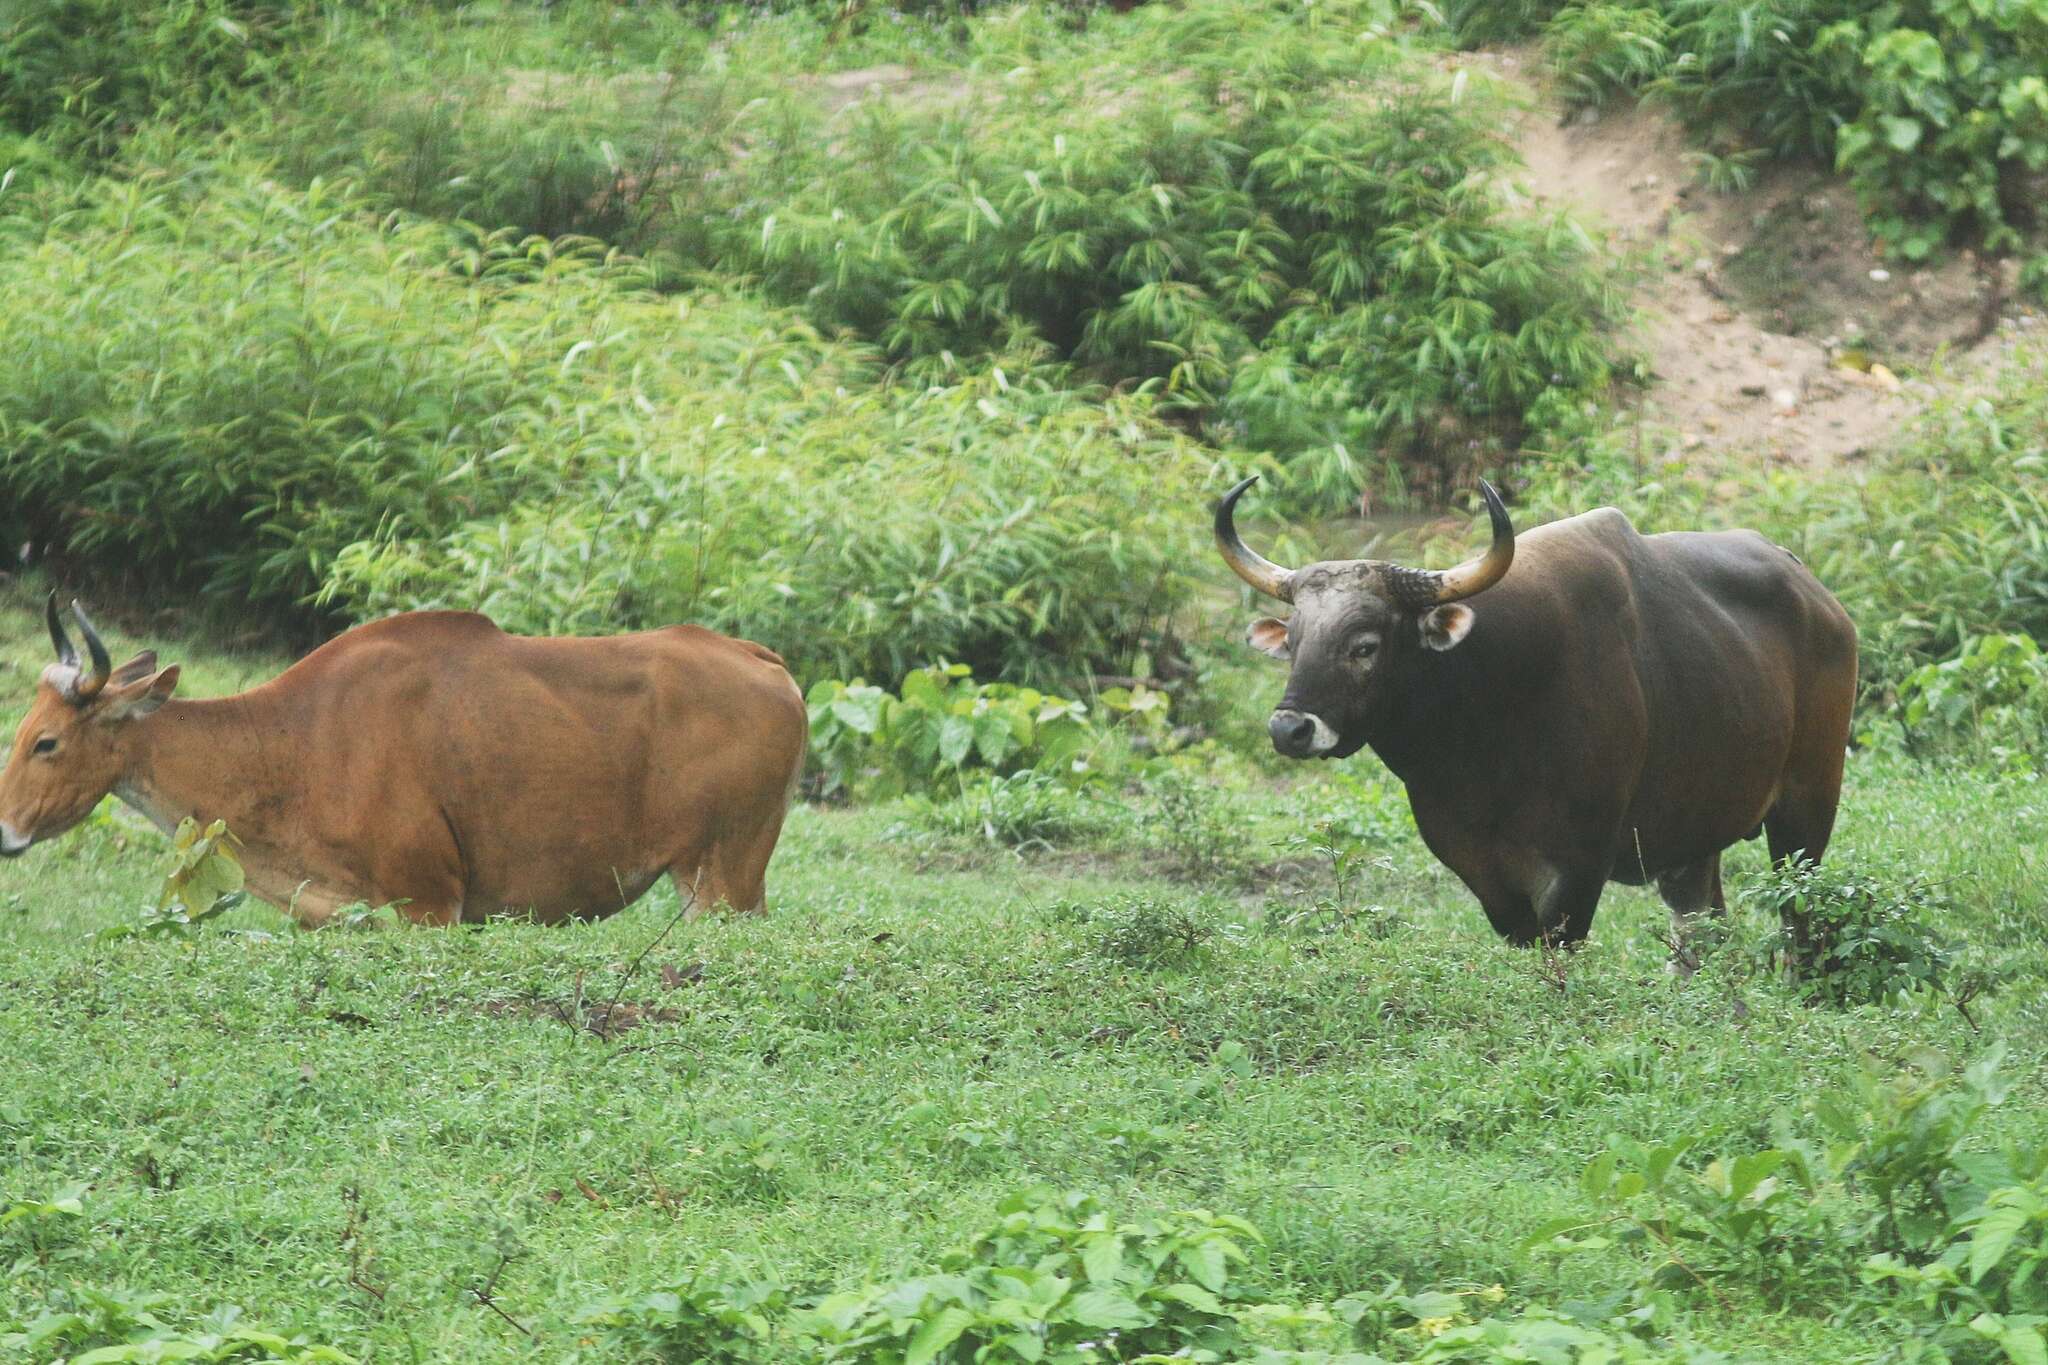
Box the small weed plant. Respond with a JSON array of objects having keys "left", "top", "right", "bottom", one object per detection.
[
  {"left": 94, "top": 817, "right": 248, "bottom": 944},
  {"left": 909, "top": 770, "right": 1129, "bottom": 851},
  {"left": 1063, "top": 895, "right": 1218, "bottom": 971}
]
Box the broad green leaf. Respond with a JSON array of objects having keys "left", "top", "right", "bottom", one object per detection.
[
  {"left": 1068, "top": 1288, "right": 1149, "bottom": 1329},
  {"left": 905, "top": 1305, "right": 975, "bottom": 1365},
  {"left": 1177, "top": 1239, "right": 1229, "bottom": 1292}
]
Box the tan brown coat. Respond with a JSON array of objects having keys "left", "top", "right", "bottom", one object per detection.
[{"left": 0, "top": 604, "right": 807, "bottom": 926}]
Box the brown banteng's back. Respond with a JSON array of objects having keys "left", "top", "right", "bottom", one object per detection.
[{"left": 0, "top": 600, "right": 807, "bottom": 926}]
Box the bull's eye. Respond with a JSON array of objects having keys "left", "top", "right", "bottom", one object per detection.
[
  {"left": 1351, "top": 637, "right": 1380, "bottom": 661},
  {"left": 31, "top": 737, "right": 57, "bottom": 757}
]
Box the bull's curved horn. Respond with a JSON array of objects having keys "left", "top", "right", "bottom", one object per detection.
[
  {"left": 46, "top": 591, "right": 77, "bottom": 669},
  {"left": 1214, "top": 476, "right": 1295, "bottom": 603},
  {"left": 1385, "top": 480, "right": 1516, "bottom": 609},
  {"left": 68, "top": 601, "right": 112, "bottom": 700}
]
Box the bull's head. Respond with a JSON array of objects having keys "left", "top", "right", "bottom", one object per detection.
[
  {"left": 1216, "top": 477, "right": 1515, "bottom": 759},
  {"left": 0, "top": 596, "right": 179, "bottom": 856}
]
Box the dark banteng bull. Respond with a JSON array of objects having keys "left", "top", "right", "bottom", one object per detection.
[{"left": 1216, "top": 478, "right": 1857, "bottom": 947}]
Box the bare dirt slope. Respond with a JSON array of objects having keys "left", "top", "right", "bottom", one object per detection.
[{"left": 1455, "top": 49, "right": 2022, "bottom": 467}]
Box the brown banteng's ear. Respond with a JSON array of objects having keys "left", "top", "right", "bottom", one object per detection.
[
  {"left": 1419, "top": 604, "right": 1476, "bottom": 652},
  {"left": 93, "top": 665, "right": 180, "bottom": 722},
  {"left": 1246, "top": 618, "right": 1291, "bottom": 660},
  {"left": 110, "top": 652, "right": 159, "bottom": 688}
]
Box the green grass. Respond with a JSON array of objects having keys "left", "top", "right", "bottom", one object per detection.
[{"left": 2, "top": 599, "right": 2044, "bottom": 1361}]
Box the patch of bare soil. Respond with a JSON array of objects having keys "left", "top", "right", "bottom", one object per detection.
[{"left": 1449, "top": 48, "right": 2026, "bottom": 467}]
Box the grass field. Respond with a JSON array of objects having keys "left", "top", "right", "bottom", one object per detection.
[{"left": 2, "top": 590, "right": 2043, "bottom": 1362}]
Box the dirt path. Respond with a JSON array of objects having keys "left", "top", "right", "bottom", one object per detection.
[{"left": 1452, "top": 48, "right": 2022, "bottom": 467}]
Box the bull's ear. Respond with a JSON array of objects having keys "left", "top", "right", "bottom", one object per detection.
[
  {"left": 96, "top": 665, "right": 180, "bottom": 722},
  {"left": 1245, "top": 618, "right": 1291, "bottom": 660},
  {"left": 1419, "top": 604, "right": 1475, "bottom": 652}
]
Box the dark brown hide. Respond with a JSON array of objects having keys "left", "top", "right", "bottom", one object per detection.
[{"left": 1232, "top": 501, "right": 1856, "bottom": 945}]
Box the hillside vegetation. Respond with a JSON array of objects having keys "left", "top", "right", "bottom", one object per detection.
[{"left": 1, "top": 1, "right": 2045, "bottom": 1362}]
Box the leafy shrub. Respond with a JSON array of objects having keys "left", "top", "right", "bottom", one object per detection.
[
  {"left": 1442, "top": 0, "right": 1574, "bottom": 45},
  {"left": 2, "top": 1189, "right": 354, "bottom": 1361},
  {"left": 1746, "top": 856, "right": 1962, "bottom": 1007},
  {"left": 0, "top": 1186, "right": 85, "bottom": 1275},
  {"left": 1889, "top": 634, "right": 2048, "bottom": 772},
  {"left": 1512, "top": 0, "right": 2048, "bottom": 262},
  {"left": 1269, "top": 817, "right": 1401, "bottom": 938},
  {"left": 1816, "top": 1047, "right": 2015, "bottom": 1259},
  {"left": 94, "top": 817, "right": 249, "bottom": 944},
  {"left": 1850, "top": 1051, "right": 2048, "bottom": 1363},
  {"left": 4, "top": 1294, "right": 354, "bottom": 1363},
  {"left": 575, "top": 1264, "right": 793, "bottom": 1364},
  {"left": 1823, "top": 5, "right": 2048, "bottom": 261},
  {"left": 0, "top": 167, "right": 1206, "bottom": 686},
  {"left": 1865, "top": 1173, "right": 2048, "bottom": 1365},
  {"left": 1144, "top": 768, "right": 1259, "bottom": 883},
  {"left": 1539, "top": 1049, "right": 2018, "bottom": 1321},
  {"left": 1534, "top": 1134, "right": 1848, "bottom": 1306},
  {"left": 807, "top": 664, "right": 1162, "bottom": 798}
]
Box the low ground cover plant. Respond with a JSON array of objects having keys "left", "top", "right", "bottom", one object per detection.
[{"left": 576, "top": 1186, "right": 1724, "bottom": 1362}]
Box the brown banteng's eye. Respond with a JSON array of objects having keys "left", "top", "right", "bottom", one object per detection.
[{"left": 31, "top": 737, "right": 57, "bottom": 756}]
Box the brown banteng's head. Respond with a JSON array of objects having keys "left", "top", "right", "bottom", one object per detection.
[
  {"left": 1215, "top": 477, "right": 1515, "bottom": 760},
  {"left": 0, "top": 596, "right": 180, "bottom": 856}
]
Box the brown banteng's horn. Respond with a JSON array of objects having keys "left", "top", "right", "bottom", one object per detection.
[
  {"left": 1214, "top": 476, "right": 1295, "bottom": 603},
  {"left": 45, "top": 591, "right": 76, "bottom": 671},
  {"left": 1383, "top": 480, "right": 1516, "bottom": 610},
  {"left": 68, "top": 601, "right": 112, "bottom": 700}
]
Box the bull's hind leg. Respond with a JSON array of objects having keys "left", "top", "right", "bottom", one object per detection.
[{"left": 1764, "top": 777, "right": 1846, "bottom": 968}]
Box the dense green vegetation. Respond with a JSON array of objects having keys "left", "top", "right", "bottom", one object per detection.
[
  {"left": 1463, "top": 0, "right": 2048, "bottom": 268},
  {"left": 2, "top": 0, "right": 2046, "bottom": 1361}
]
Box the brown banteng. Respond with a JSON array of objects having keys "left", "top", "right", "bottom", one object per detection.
[
  {"left": 1216, "top": 478, "right": 1857, "bottom": 949},
  {"left": 0, "top": 598, "right": 806, "bottom": 926}
]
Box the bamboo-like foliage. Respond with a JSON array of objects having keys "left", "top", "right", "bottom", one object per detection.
[
  {"left": 266, "top": 0, "right": 1627, "bottom": 505},
  {"left": 0, "top": 0, "right": 305, "bottom": 162},
  {"left": 0, "top": 169, "right": 1206, "bottom": 685}
]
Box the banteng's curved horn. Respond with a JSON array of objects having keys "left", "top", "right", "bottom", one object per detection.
[
  {"left": 1214, "top": 476, "right": 1295, "bottom": 603},
  {"left": 45, "top": 591, "right": 77, "bottom": 670},
  {"left": 1383, "top": 480, "right": 1516, "bottom": 610},
  {"left": 68, "top": 601, "right": 112, "bottom": 700}
]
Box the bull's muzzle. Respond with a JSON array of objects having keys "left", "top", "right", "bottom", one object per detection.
[
  {"left": 0, "top": 823, "right": 29, "bottom": 858},
  {"left": 1269, "top": 709, "right": 1337, "bottom": 759}
]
